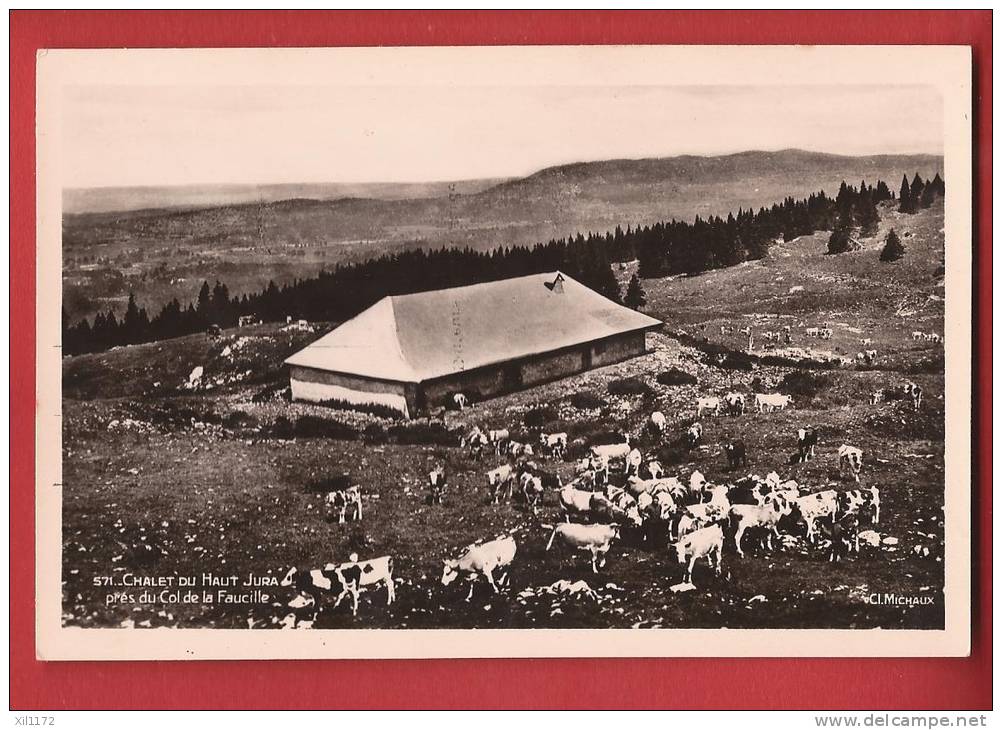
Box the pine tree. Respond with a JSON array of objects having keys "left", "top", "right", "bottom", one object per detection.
[
  {"left": 623, "top": 273, "right": 647, "bottom": 310},
  {"left": 874, "top": 180, "right": 893, "bottom": 202},
  {"left": 123, "top": 292, "right": 142, "bottom": 344},
  {"left": 898, "top": 174, "right": 915, "bottom": 213},
  {"left": 827, "top": 215, "right": 856, "bottom": 255},
  {"left": 910, "top": 173, "right": 926, "bottom": 204},
  {"left": 855, "top": 187, "right": 880, "bottom": 238},
  {"left": 930, "top": 172, "right": 945, "bottom": 197},
  {"left": 919, "top": 176, "right": 939, "bottom": 208},
  {"left": 880, "top": 228, "right": 906, "bottom": 262}
]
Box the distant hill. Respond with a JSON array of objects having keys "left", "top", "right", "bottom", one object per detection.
[
  {"left": 63, "top": 178, "right": 510, "bottom": 215},
  {"left": 62, "top": 149, "right": 943, "bottom": 323}
]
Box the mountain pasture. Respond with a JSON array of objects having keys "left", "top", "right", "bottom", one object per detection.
[{"left": 61, "top": 203, "right": 946, "bottom": 631}]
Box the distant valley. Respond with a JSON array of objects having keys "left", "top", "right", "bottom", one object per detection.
[{"left": 62, "top": 149, "right": 943, "bottom": 323}]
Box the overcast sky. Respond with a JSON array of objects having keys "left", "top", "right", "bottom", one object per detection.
[{"left": 63, "top": 84, "right": 942, "bottom": 189}]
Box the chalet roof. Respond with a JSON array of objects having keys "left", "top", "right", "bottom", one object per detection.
[{"left": 284, "top": 271, "right": 662, "bottom": 383}]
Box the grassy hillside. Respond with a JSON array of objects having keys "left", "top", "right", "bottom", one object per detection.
[
  {"left": 62, "top": 150, "right": 942, "bottom": 322},
  {"left": 61, "top": 202, "right": 946, "bottom": 631}
]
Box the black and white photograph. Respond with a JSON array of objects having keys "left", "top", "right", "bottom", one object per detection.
[{"left": 36, "top": 45, "right": 973, "bottom": 659}]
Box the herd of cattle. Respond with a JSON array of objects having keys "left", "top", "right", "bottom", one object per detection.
[{"left": 278, "top": 374, "right": 929, "bottom": 623}]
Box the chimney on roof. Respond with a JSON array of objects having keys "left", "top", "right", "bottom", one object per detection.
[{"left": 549, "top": 273, "right": 565, "bottom": 294}]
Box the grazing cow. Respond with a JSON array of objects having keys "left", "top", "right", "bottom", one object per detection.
[
  {"left": 696, "top": 396, "right": 722, "bottom": 416},
  {"left": 837, "top": 486, "right": 881, "bottom": 525},
  {"left": 674, "top": 524, "right": 724, "bottom": 583},
  {"left": 912, "top": 331, "right": 925, "bottom": 341},
  {"left": 901, "top": 381, "right": 923, "bottom": 410},
  {"left": 507, "top": 440, "right": 534, "bottom": 459},
  {"left": 724, "top": 392, "right": 746, "bottom": 415},
  {"left": 428, "top": 469, "right": 447, "bottom": 505},
  {"left": 539, "top": 432, "right": 568, "bottom": 460},
  {"left": 581, "top": 454, "right": 610, "bottom": 489},
  {"left": 688, "top": 469, "right": 708, "bottom": 498},
  {"left": 557, "top": 485, "right": 598, "bottom": 521},
  {"left": 280, "top": 566, "right": 334, "bottom": 608},
  {"left": 793, "top": 490, "right": 838, "bottom": 543},
  {"left": 487, "top": 428, "right": 511, "bottom": 455},
  {"left": 626, "top": 475, "right": 678, "bottom": 498},
  {"left": 442, "top": 536, "right": 517, "bottom": 600},
  {"left": 487, "top": 464, "right": 516, "bottom": 504},
  {"left": 327, "top": 554, "right": 395, "bottom": 616},
  {"left": 519, "top": 471, "right": 545, "bottom": 513},
  {"left": 823, "top": 514, "right": 860, "bottom": 563},
  {"left": 927, "top": 333, "right": 943, "bottom": 344},
  {"left": 624, "top": 448, "right": 644, "bottom": 475},
  {"left": 796, "top": 428, "right": 819, "bottom": 463},
  {"left": 836, "top": 444, "right": 864, "bottom": 482},
  {"left": 864, "top": 349, "right": 878, "bottom": 363},
  {"left": 642, "top": 487, "right": 677, "bottom": 518},
  {"left": 589, "top": 440, "right": 632, "bottom": 462},
  {"left": 452, "top": 393, "right": 469, "bottom": 410},
  {"left": 754, "top": 393, "right": 793, "bottom": 413},
  {"left": 641, "top": 459, "right": 665, "bottom": 480},
  {"left": 558, "top": 486, "right": 640, "bottom": 526},
  {"left": 676, "top": 511, "right": 714, "bottom": 538},
  {"left": 729, "top": 496, "right": 792, "bottom": 557},
  {"left": 819, "top": 328, "right": 833, "bottom": 340},
  {"left": 649, "top": 411, "right": 668, "bottom": 437},
  {"left": 325, "top": 485, "right": 362, "bottom": 524},
  {"left": 546, "top": 523, "right": 620, "bottom": 573},
  {"left": 806, "top": 327, "right": 820, "bottom": 337},
  {"left": 461, "top": 428, "right": 489, "bottom": 459},
  {"left": 686, "top": 422, "right": 703, "bottom": 450},
  {"left": 860, "top": 338, "right": 872, "bottom": 346},
  {"left": 722, "top": 440, "right": 747, "bottom": 469}
]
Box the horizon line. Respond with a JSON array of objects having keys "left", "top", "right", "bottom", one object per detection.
[{"left": 62, "top": 147, "right": 945, "bottom": 193}]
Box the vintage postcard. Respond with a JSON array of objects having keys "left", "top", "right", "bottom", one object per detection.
[{"left": 36, "top": 45, "right": 972, "bottom": 660}]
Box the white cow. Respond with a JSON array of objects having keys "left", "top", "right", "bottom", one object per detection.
[
  {"left": 519, "top": 472, "right": 545, "bottom": 514},
  {"left": 546, "top": 523, "right": 620, "bottom": 573},
  {"left": 442, "top": 535, "right": 517, "bottom": 601},
  {"left": 642, "top": 459, "right": 665, "bottom": 480},
  {"left": 674, "top": 524, "right": 724, "bottom": 583},
  {"left": 539, "top": 432, "right": 568, "bottom": 460},
  {"left": 754, "top": 393, "right": 793, "bottom": 413},
  {"left": 487, "top": 464, "right": 516, "bottom": 503},
  {"left": 488, "top": 428, "right": 510, "bottom": 455},
  {"left": 729, "top": 497, "right": 792, "bottom": 557},
  {"left": 689, "top": 469, "right": 707, "bottom": 495},
  {"left": 794, "top": 490, "right": 838, "bottom": 543},
  {"left": 589, "top": 440, "right": 632, "bottom": 462},
  {"left": 649, "top": 411, "right": 668, "bottom": 435},
  {"left": 696, "top": 396, "right": 722, "bottom": 416},
  {"left": 326, "top": 554, "right": 396, "bottom": 616}
]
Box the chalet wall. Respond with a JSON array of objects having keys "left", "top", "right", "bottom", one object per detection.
[
  {"left": 590, "top": 331, "right": 646, "bottom": 367},
  {"left": 421, "top": 366, "right": 506, "bottom": 408},
  {"left": 520, "top": 349, "right": 586, "bottom": 386},
  {"left": 288, "top": 365, "right": 413, "bottom": 416}
]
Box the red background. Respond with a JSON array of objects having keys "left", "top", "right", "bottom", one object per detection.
[{"left": 9, "top": 10, "right": 992, "bottom": 710}]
